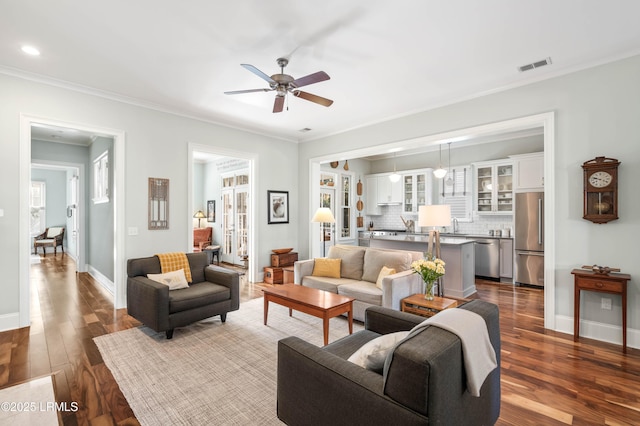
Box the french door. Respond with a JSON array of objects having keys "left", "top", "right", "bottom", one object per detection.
[{"left": 221, "top": 171, "right": 250, "bottom": 266}]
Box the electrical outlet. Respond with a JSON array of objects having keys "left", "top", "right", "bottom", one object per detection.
[{"left": 601, "top": 298, "right": 612, "bottom": 310}]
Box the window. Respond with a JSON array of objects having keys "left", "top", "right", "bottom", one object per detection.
[
  {"left": 93, "top": 150, "right": 109, "bottom": 204},
  {"left": 30, "top": 181, "right": 46, "bottom": 234},
  {"left": 438, "top": 166, "right": 472, "bottom": 221}
]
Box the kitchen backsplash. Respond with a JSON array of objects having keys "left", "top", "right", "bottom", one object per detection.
[{"left": 364, "top": 204, "right": 514, "bottom": 236}]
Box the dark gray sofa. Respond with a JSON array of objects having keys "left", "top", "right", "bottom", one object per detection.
[
  {"left": 126, "top": 252, "right": 240, "bottom": 339},
  {"left": 277, "top": 300, "right": 500, "bottom": 425}
]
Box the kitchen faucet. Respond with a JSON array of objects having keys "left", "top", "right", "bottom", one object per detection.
[{"left": 452, "top": 217, "right": 459, "bottom": 234}]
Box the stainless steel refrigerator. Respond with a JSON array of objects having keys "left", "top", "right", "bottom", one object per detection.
[{"left": 515, "top": 192, "right": 544, "bottom": 287}]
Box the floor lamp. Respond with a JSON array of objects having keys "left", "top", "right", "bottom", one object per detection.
[
  {"left": 311, "top": 207, "right": 335, "bottom": 257},
  {"left": 418, "top": 204, "right": 451, "bottom": 296}
]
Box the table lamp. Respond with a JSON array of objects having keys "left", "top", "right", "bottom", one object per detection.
[
  {"left": 193, "top": 210, "right": 206, "bottom": 228},
  {"left": 311, "top": 207, "right": 335, "bottom": 257},
  {"left": 418, "top": 204, "right": 451, "bottom": 296}
]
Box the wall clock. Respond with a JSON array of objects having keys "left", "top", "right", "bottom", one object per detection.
[{"left": 581, "top": 157, "right": 620, "bottom": 224}]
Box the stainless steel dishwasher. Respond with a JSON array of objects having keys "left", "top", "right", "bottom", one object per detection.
[{"left": 474, "top": 238, "right": 500, "bottom": 280}]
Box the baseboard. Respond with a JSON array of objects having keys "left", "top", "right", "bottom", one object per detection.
[
  {"left": 88, "top": 265, "right": 114, "bottom": 295},
  {"left": 0, "top": 312, "right": 21, "bottom": 332},
  {"left": 555, "top": 314, "right": 639, "bottom": 350}
]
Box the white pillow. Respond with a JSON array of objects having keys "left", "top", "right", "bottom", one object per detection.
[
  {"left": 147, "top": 269, "right": 189, "bottom": 290},
  {"left": 348, "top": 331, "right": 410, "bottom": 372},
  {"left": 47, "top": 227, "right": 63, "bottom": 238}
]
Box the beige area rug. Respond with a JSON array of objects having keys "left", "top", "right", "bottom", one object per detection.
[{"left": 94, "top": 297, "right": 363, "bottom": 425}]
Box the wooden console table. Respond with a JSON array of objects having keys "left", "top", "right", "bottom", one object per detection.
[{"left": 571, "top": 269, "right": 630, "bottom": 353}]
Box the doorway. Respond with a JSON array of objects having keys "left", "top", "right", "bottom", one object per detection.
[
  {"left": 307, "top": 112, "right": 556, "bottom": 330},
  {"left": 19, "top": 115, "right": 126, "bottom": 327},
  {"left": 189, "top": 143, "right": 257, "bottom": 282}
]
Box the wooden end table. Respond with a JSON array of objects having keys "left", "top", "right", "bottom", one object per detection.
[
  {"left": 262, "top": 285, "right": 354, "bottom": 346},
  {"left": 571, "top": 268, "right": 630, "bottom": 353},
  {"left": 401, "top": 294, "right": 458, "bottom": 318}
]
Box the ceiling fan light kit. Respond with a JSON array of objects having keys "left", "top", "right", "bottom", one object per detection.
[{"left": 225, "top": 57, "right": 333, "bottom": 113}]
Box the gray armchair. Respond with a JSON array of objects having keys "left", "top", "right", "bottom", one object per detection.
[
  {"left": 126, "top": 252, "right": 239, "bottom": 339},
  {"left": 277, "top": 300, "right": 500, "bottom": 425}
]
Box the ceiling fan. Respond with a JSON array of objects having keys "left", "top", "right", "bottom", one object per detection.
[{"left": 224, "top": 57, "right": 333, "bottom": 113}]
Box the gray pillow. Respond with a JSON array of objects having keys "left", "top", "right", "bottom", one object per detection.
[
  {"left": 362, "top": 249, "right": 411, "bottom": 283},
  {"left": 328, "top": 245, "right": 366, "bottom": 280}
]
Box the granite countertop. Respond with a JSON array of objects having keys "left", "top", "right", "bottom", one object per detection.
[
  {"left": 369, "top": 234, "right": 475, "bottom": 245},
  {"left": 409, "top": 233, "right": 513, "bottom": 240}
]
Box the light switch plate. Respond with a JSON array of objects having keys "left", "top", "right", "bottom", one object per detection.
[{"left": 128, "top": 227, "right": 138, "bottom": 236}]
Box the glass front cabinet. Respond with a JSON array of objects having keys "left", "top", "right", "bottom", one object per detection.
[
  {"left": 474, "top": 160, "right": 513, "bottom": 214},
  {"left": 402, "top": 170, "right": 433, "bottom": 214}
]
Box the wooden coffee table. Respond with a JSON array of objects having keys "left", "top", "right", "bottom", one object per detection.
[{"left": 262, "top": 284, "right": 354, "bottom": 345}]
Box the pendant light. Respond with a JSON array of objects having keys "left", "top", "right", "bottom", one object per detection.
[
  {"left": 389, "top": 152, "right": 401, "bottom": 182},
  {"left": 433, "top": 144, "right": 447, "bottom": 179},
  {"left": 445, "top": 142, "right": 454, "bottom": 186}
]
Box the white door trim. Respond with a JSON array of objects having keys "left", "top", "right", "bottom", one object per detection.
[
  {"left": 308, "top": 112, "right": 556, "bottom": 330},
  {"left": 19, "top": 114, "right": 127, "bottom": 327}
]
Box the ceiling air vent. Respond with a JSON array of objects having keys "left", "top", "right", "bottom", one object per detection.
[{"left": 518, "top": 57, "right": 552, "bottom": 72}]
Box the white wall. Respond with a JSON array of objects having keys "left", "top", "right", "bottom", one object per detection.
[
  {"left": 298, "top": 54, "right": 640, "bottom": 346},
  {"left": 0, "top": 72, "right": 299, "bottom": 328}
]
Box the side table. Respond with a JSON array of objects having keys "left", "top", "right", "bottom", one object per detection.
[
  {"left": 571, "top": 268, "right": 630, "bottom": 353},
  {"left": 203, "top": 245, "right": 221, "bottom": 265},
  {"left": 401, "top": 294, "right": 457, "bottom": 318}
]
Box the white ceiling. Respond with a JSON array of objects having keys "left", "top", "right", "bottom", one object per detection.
[{"left": 2, "top": 1, "right": 640, "bottom": 143}]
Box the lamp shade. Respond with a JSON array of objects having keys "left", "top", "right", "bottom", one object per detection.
[
  {"left": 193, "top": 210, "right": 206, "bottom": 219},
  {"left": 311, "top": 207, "right": 336, "bottom": 223},
  {"left": 418, "top": 205, "right": 451, "bottom": 227}
]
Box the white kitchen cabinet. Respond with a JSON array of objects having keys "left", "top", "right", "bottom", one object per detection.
[
  {"left": 376, "top": 175, "right": 402, "bottom": 205},
  {"left": 474, "top": 159, "right": 513, "bottom": 215},
  {"left": 512, "top": 152, "right": 544, "bottom": 192},
  {"left": 500, "top": 238, "right": 513, "bottom": 279},
  {"left": 364, "top": 175, "right": 382, "bottom": 215},
  {"left": 402, "top": 170, "right": 432, "bottom": 214}
]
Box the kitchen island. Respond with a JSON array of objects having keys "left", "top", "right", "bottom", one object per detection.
[{"left": 368, "top": 234, "right": 476, "bottom": 298}]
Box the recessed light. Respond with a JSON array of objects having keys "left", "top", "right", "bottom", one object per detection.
[{"left": 21, "top": 45, "right": 40, "bottom": 56}]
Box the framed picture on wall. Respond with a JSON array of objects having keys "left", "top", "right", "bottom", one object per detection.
[
  {"left": 268, "top": 190, "right": 289, "bottom": 224},
  {"left": 207, "top": 200, "right": 215, "bottom": 222}
]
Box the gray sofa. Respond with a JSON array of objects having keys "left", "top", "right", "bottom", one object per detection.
[
  {"left": 277, "top": 300, "right": 501, "bottom": 425},
  {"left": 126, "top": 252, "right": 240, "bottom": 339},
  {"left": 294, "top": 245, "right": 424, "bottom": 321}
]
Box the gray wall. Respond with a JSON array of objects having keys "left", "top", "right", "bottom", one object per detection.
[
  {"left": 298, "top": 54, "right": 640, "bottom": 343},
  {"left": 89, "top": 136, "right": 115, "bottom": 281}
]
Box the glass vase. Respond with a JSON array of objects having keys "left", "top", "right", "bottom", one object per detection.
[{"left": 424, "top": 280, "right": 435, "bottom": 300}]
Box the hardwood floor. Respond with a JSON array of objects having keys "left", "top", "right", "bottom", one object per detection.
[{"left": 0, "top": 255, "right": 638, "bottom": 425}]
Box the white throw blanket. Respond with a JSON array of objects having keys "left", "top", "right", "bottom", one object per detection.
[{"left": 410, "top": 308, "right": 497, "bottom": 397}]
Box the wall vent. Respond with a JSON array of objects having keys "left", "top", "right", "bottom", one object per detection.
[{"left": 518, "top": 57, "right": 552, "bottom": 72}]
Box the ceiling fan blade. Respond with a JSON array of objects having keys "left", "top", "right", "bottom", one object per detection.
[
  {"left": 241, "top": 64, "right": 276, "bottom": 84},
  {"left": 224, "top": 88, "right": 271, "bottom": 95},
  {"left": 291, "top": 71, "right": 330, "bottom": 88},
  {"left": 273, "top": 95, "right": 285, "bottom": 113},
  {"left": 293, "top": 90, "right": 333, "bottom": 107}
]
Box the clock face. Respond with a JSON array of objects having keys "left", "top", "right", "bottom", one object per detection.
[{"left": 588, "top": 171, "right": 612, "bottom": 188}]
